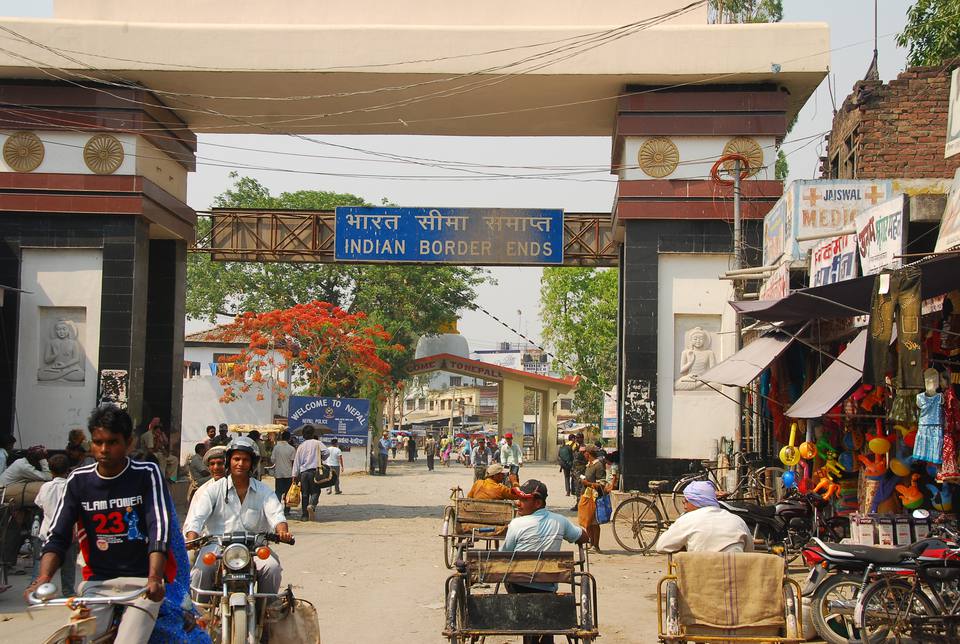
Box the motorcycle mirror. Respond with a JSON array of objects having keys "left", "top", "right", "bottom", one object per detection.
[
  {"left": 912, "top": 508, "right": 931, "bottom": 520},
  {"left": 34, "top": 582, "right": 59, "bottom": 601}
]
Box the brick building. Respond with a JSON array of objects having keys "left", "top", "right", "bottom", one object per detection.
[{"left": 822, "top": 58, "right": 960, "bottom": 180}]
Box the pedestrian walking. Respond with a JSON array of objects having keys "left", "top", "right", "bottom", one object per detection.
[
  {"left": 407, "top": 434, "right": 417, "bottom": 462},
  {"left": 500, "top": 433, "right": 523, "bottom": 484},
  {"left": 270, "top": 430, "right": 296, "bottom": 509},
  {"left": 472, "top": 439, "right": 493, "bottom": 481},
  {"left": 390, "top": 436, "right": 398, "bottom": 459},
  {"left": 441, "top": 439, "right": 452, "bottom": 467},
  {"left": 425, "top": 434, "right": 437, "bottom": 471},
  {"left": 292, "top": 425, "right": 328, "bottom": 521},
  {"left": 325, "top": 438, "right": 344, "bottom": 494},
  {"left": 570, "top": 435, "right": 586, "bottom": 511},
  {"left": 558, "top": 434, "right": 575, "bottom": 496},
  {"left": 578, "top": 446, "right": 605, "bottom": 552},
  {"left": 378, "top": 431, "right": 390, "bottom": 475}
]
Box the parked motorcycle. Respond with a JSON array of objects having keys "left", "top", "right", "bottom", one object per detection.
[
  {"left": 187, "top": 531, "right": 299, "bottom": 644},
  {"left": 719, "top": 490, "right": 846, "bottom": 560},
  {"left": 801, "top": 535, "right": 953, "bottom": 644}
]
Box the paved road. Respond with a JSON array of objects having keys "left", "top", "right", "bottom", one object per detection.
[{"left": 1, "top": 460, "right": 671, "bottom": 642}]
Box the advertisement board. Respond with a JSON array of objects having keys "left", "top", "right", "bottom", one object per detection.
[
  {"left": 935, "top": 169, "right": 960, "bottom": 253},
  {"left": 602, "top": 387, "right": 618, "bottom": 439},
  {"left": 759, "top": 262, "right": 791, "bottom": 301},
  {"left": 809, "top": 234, "right": 858, "bottom": 287},
  {"left": 288, "top": 396, "right": 370, "bottom": 447},
  {"left": 947, "top": 67, "right": 960, "bottom": 159},
  {"left": 855, "top": 195, "right": 906, "bottom": 275},
  {"left": 761, "top": 194, "right": 789, "bottom": 264},
  {"left": 335, "top": 207, "right": 563, "bottom": 264}
]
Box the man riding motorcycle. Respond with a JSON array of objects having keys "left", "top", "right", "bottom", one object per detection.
[
  {"left": 25, "top": 405, "right": 171, "bottom": 642},
  {"left": 183, "top": 436, "right": 291, "bottom": 597}
]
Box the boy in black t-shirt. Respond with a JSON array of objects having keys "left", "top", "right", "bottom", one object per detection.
[{"left": 26, "top": 406, "right": 171, "bottom": 641}]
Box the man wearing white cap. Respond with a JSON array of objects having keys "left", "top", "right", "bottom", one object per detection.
[
  {"left": 467, "top": 464, "right": 520, "bottom": 500},
  {"left": 654, "top": 481, "right": 753, "bottom": 554}
]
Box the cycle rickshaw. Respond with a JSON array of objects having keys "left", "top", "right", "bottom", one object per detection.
[
  {"left": 657, "top": 551, "right": 803, "bottom": 643},
  {"left": 443, "top": 541, "right": 599, "bottom": 643},
  {"left": 440, "top": 487, "right": 515, "bottom": 569}
]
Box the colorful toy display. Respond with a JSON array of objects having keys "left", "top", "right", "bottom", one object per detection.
[
  {"left": 895, "top": 473, "right": 924, "bottom": 509},
  {"left": 857, "top": 452, "right": 888, "bottom": 479},
  {"left": 926, "top": 482, "right": 954, "bottom": 512},
  {"left": 866, "top": 420, "right": 893, "bottom": 455},
  {"left": 813, "top": 467, "right": 841, "bottom": 500},
  {"left": 779, "top": 423, "right": 801, "bottom": 467}
]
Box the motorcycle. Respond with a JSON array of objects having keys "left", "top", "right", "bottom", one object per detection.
[
  {"left": 801, "top": 534, "right": 953, "bottom": 644},
  {"left": 187, "top": 532, "right": 296, "bottom": 644},
  {"left": 719, "top": 490, "right": 846, "bottom": 560}
]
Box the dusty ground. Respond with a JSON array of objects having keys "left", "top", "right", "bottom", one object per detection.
[{"left": 0, "top": 460, "right": 674, "bottom": 642}]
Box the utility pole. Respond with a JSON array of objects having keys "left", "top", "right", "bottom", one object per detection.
[{"left": 733, "top": 159, "right": 745, "bottom": 452}]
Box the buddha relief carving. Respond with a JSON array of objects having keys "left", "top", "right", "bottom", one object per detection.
[
  {"left": 38, "top": 318, "right": 84, "bottom": 383},
  {"left": 674, "top": 326, "right": 716, "bottom": 391}
]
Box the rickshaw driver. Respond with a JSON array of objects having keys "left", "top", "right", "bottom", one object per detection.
[
  {"left": 467, "top": 464, "right": 521, "bottom": 500},
  {"left": 654, "top": 481, "right": 753, "bottom": 553},
  {"left": 500, "top": 479, "right": 590, "bottom": 644}
]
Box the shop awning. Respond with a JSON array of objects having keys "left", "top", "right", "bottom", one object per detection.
[
  {"left": 697, "top": 331, "right": 794, "bottom": 387},
  {"left": 732, "top": 254, "right": 960, "bottom": 323},
  {"left": 785, "top": 329, "right": 867, "bottom": 419}
]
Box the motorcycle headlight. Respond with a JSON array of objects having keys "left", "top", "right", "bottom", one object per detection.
[{"left": 222, "top": 543, "right": 251, "bottom": 571}]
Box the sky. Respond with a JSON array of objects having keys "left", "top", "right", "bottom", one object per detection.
[{"left": 0, "top": 0, "right": 914, "bottom": 352}]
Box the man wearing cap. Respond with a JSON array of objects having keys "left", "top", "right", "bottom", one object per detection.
[
  {"left": 467, "top": 464, "right": 520, "bottom": 500},
  {"left": 654, "top": 481, "right": 753, "bottom": 553},
  {"left": 501, "top": 479, "right": 588, "bottom": 644},
  {"left": 500, "top": 433, "right": 523, "bottom": 482},
  {"left": 183, "top": 446, "right": 227, "bottom": 534}
]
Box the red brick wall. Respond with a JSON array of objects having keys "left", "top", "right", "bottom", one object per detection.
[{"left": 822, "top": 58, "right": 960, "bottom": 179}]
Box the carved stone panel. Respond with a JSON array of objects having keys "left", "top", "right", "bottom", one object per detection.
[
  {"left": 673, "top": 316, "right": 720, "bottom": 392},
  {"left": 37, "top": 307, "right": 86, "bottom": 386}
]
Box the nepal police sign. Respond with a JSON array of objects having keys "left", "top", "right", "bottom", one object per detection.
[
  {"left": 335, "top": 207, "right": 563, "bottom": 264},
  {"left": 288, "top": 396, "right": 370, "bottom": 447}
]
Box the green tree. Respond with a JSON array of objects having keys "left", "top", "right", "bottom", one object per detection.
[
  {"left": 188, "top": 173, "right": 490, "bottom": 382},
  {"left": 896, "top": 0, "right": 960, "bottom": 66},
  {"left": 539, "top": 267, "right": 618, "bottom": 423},
  {"left": 709, "top": 0, "right": 782, "bottom": 23}
]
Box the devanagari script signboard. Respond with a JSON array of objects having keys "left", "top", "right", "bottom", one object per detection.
[{"left": 334, "top": 207, "right": 564, "bottom": 264}]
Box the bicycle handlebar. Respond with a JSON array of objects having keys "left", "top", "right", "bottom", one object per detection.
[{"left": 28, "top": 585, "right": 149, "bottom": 607}]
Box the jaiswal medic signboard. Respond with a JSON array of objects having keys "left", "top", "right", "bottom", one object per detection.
[
  {"left": 809, "top": 234, "right": 858, "bottom": 287},
  {"left": 936, "top": 169, "right": 960, "bottom": 253},
  {"left": 335, "top": 207, "right": 563, "bottom": 264},
  {"left": 855, "top": 195, "right": 906, "bottom": 275}
]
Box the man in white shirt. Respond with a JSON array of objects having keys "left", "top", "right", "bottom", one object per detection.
[
  {"left": 33, "top": 454, "right": 75, "bottom": 596},
  {"left": 269, "top": 431, "right": 296, "bottom": 508},
  {"left": 183, "top": 437, "right": 292, "bottom": 595},
  {"left": 291, "top": 426, "right": 329, "bottom": 521},
  {"left": 499, "top": 433, "right": 523, "bottom": 481},
  {"left": 654, "top": 481, "right": 754, "bottom": 554},
  {"left": 0, "top": 445, "right": 52, "bottom": 487},
  {"left": 324, "top": 438, "right": 344, "bottom": 495}
]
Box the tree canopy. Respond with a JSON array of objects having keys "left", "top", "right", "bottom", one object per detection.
[
  {"left": 539, "top": 267, "right": 617, "bottom": 422},
  {"left": 709, "top": 0, "right": 782, "bottom": 24},
  {"left": 188, "top": 173, "right": 490, "bottom": 386},
  {"left": 896, "top": 0, "right": 960, "bottom": 67}
]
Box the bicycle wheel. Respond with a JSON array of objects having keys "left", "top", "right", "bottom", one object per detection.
[
  {"left": 612, "top": 497, "right": 663, "bottom": 553},
  {"left": 752, "top": 466, "right": 786, "bottom": 505},
  {"left": 812, "top": 572, "right": 865, "bottom": 644},
  {"left": 855, "top": 577, "right": 937, "bottom": 643}
]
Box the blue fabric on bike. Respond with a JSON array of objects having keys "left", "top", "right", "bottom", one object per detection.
[
  {"left": 684, "top": 481, "right": 719, "bottom": 508},
  {"left": 150, "top": 488, "right": 211, "bottom": 644},
  {"left": 595, "top": 494, "right": 612, "bottom": 524}
]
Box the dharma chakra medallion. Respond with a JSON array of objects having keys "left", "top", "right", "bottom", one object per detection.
[
  {"left": 3, "top": 131, "right": 44, "bottom": 172},
  {"left": 83, "top": 134, "right": 125, "bottom": 174},
  {"left": 637, "top": 137, "right": 679, "bottom": 178},
  {"left": 722, "top": 137, "right": 764, "bottom": 177}
]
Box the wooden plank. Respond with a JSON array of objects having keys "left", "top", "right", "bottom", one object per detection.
[
  {"left": 455, "top": 499, "right": 515, "bottom": 525},
  {"left": 466, "top": 551, "right": 575, "bottom": 584}
]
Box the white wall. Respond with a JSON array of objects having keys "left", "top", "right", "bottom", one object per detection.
[
  {"left": 180, "top": 375, "right": 274, "bottom": 463},
  {"left": 0, "top": 132, "right": 136, "bottom": 175},
  {"left": 16, "top": 248, "right": 102, "bottom": 448},
  {"left": 656, "top": 253, "right": 738, "bottom": 459}
]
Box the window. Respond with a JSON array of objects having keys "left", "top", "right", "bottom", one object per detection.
[
  {"left": 212, "top": 352, "right": 239, "bottom": 377},
  {"left": 417, "top": 398, "right": 425, "bottom": 410},
  {"left": 560, "top": 398, "right": 573, "bottom": 411},
  {"left": 405, "top": 399, "right": 415, "bottom": 411},
  {"left": 429, "top": 400, "right": 435, "bottom": 411},
  {"left": 449, "top": 376, "right": 462, "bottom": 387}
]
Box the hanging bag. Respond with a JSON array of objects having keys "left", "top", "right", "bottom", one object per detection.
[
  {"left": 285, "top": 481, "right": 301, "bottom": 508},
  {"left": 313, "top": 463, "right": 338, "bottom": 489},
  {"left": 595, "top": 492, "right": 613, "bottom": 524}
]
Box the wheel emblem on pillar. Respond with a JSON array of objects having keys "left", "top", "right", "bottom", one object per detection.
[
  {"left": 721, "top": 137, "right": 763, "bottom": 177},
  {"left": 637, "top": 137, "right": 679, "bottom": 178},
  {"left": 3, "top": 131, "right": 44, "bottom": 172},
  {"left": 83, "top": 134, "right": 125, "bottom": 174}
]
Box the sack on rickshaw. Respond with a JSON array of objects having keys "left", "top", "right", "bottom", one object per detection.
[
  {"left": 285, "top": 481, "right": 301, "bottom": 508},
  {"left": 595, "top": 493, "right": 612, "bottom": 524},
  {"left": 266, "top": 595, "right": 320, "bottom": 644}
]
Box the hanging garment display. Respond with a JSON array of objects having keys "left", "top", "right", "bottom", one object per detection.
[
  {"left": 863, "top": 266, "right": 922, "bottom": 389},
  {"left": 939, "top": 382, "right": 960, "bottom": 480},
  {"left": 915, "top": 391, "right": 944, "bottom": 465}
]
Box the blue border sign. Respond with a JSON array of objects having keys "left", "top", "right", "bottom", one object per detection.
[
  {"left": 335, "top": 207, "right": 563, "bottom": 264},
  {"left": 288, "top": 396, "right": 369, "bottom": 447}
]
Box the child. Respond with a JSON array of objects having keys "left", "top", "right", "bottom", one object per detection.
[{"left": 33, "top": 454, "right": 76, "bottom": 596}]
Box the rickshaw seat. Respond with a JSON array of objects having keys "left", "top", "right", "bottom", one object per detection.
[
  {"left": 465, "top": 551, "right": 576, "bottom": 585},
  {"left": 453, "top": 498, "right": 514, "bottom": 537}
]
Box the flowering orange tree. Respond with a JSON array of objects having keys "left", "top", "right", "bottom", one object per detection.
[{"left": 214, "top": 300, "right": 403, "bottom": 403}]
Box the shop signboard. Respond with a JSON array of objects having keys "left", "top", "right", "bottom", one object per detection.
[
  {"left": 335, "top": 207, "right": 564, "bottom": 264},
  {"left": 855, "top": 195, "right": 906, "bottom": 275},
  {"left": 761, "top": 193, "right": 789, "bottom": 264},
  {"left": 934, "top": 169, "right": 960, "bottom": 253},
  {"left": 759, "top": 262, "right": 791, "bottom": 301},
  {"left": 809, "top": 234, "right": 858, "bottom": 287},
  {"left": 288, "top": 395, "right": 370, "bottom": 446},
  {"left": 601, "top": 386, "right": 618, "bottom": 439},
  {"left": 947, "top": 67, "right": 960, "bottom": 159}
]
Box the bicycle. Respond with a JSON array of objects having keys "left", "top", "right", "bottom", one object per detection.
[{"left": 671, "top": 452, "right": 786, "bottom": 514}]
